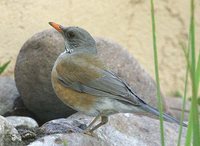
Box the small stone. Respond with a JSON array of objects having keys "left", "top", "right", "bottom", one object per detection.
[
  {"left": 38, "top": 118, "right": 83, "bottom": 136},
  {"left": 0, "top": 115, "right": 23, "bottom": 146},
  {"left": 16, "top": 126, "right": 37, "bottom": 145},
  {"left": 6, "top": 116, "right": 38, "bottom": 128}
]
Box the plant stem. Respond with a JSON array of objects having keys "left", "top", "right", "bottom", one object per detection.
[
  {"left": 189, "top": 0, "right": 200, "bottom": 145},
  {"left": 150, "top": 0, "right": 165, "bottom": 146}
]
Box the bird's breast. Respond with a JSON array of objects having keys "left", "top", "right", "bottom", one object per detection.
[{"left": 51, "top": 69, "right": 97, "bottom": 114}]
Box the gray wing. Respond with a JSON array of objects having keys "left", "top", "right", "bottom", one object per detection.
[{"left": 57, "top": 68, "right": 144, "bottom": 106}]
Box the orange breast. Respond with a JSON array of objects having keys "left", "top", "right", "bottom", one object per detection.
[{"left": 51, "top": 70, "right": 97, "bottom": 113}]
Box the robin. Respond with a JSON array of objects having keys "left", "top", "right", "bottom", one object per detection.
[{"left": 49, "top": 22, "right": 187, "bottom": 133}]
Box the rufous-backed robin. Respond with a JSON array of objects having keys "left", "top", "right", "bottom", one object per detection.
[{"left": 49, "top": 22, "right": 187, "bottom": 133}]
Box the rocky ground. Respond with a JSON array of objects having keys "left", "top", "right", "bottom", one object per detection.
[{"left": 0, "top": 29, "right": 190, "bottom": 146}]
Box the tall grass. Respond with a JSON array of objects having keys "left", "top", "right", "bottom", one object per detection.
[
  {"left": 185, "top": 0, "right": 200, "bottom": 145},
  {"left": 177, "top": 44, "right": 189, "bottom": 146},
  {"left": 150, "top": 0, "right": 200, "bottom": 146},
  {"left": 150, "top": 0, "right": 165, "bottom": 146}
]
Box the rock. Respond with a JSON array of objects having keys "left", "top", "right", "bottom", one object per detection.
[
  {"left": 66, "top": 113, "right": 186, "bottom": 146},
  {"left": 0, "top": 77, "right": 34, "bottom": 121},
  {"left": 6, "top": 116, "right": 38, "bottom": 128},
  {"left": 0, "top": 77, "right": 19, "bottom": 115},
  {"left": 28, "top": 133, "right": 108, "bottom": 146},
  {"left": 3, "top": 97, "right": 38, "bottom": 123},
  {"left": 0, "top": 115, "right": 23, "bottom": 146},
  {"left": 95, "top": 37, "right": 167, "bottom": 109},
  {"left": 30, "top": 113, "right": 186, "bottom": 146},
  {"left": 38, "top": 118, "right": 83, "bottom": 136},
  {"left": 15, "top": 29, "right": 76, "bottom": 124},
  {"left": 15, "top": 29, "right": 168, "bottom": 123},
  {"left": 16, "top": 126, "right": 37, "bottom": 145},
  {"left": 15, "top": 118, "right": 85, "bottom": 145}
]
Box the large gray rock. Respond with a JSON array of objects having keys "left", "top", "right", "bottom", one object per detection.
[
  {"left": 15, "top": 29, "right": 168, "bottom": 123},
  {"left": 29, "top": 113, "right": 186, "bottom": 146},
  {"left": 0, "top": 77, "right": 19, "bottom": 115},
  {"left": 15, "top": 30, "right": 76, "bottom": 123},
  {"left": 0, "top": 115, "right": 23, "bottom": 146}
]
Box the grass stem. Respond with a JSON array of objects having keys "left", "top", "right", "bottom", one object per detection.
[{"left": 150, "top": 0, "right": 165, "bottom": 145}]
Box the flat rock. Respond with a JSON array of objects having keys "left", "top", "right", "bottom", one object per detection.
[
  {"left": 0, "top": 115, "right": 23, "bottom": 146},
  {"left": 67, "top": 113, "right": 186, "bottom": 146},
  {"left": 31, "top": 112, "right": 186, "bottom": 146},
  {"left": 0, "top": 77, "right": 19, "bottom": 115},
  {"left": 15, "top": 29, "right": 168, "bottom": 123},
  {"left": 28, "top": 133, "right": 108, "bottom": 146}
]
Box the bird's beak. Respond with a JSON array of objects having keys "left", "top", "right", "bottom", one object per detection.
[{"left": 49, "top": 22, "right": 63, "bottom": 32}]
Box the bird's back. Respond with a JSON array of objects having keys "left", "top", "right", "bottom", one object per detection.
[{"left": 55, "top": 52, "right": 106, "bottom": 84}]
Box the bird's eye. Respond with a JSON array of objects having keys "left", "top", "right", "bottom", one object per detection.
[{"left": 67, "top": 31, "right": 75, "bottom": 38}]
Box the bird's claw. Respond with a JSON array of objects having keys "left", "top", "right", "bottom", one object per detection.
[{"left": 83, "top": 130, "right": 96, "bottom": 137}]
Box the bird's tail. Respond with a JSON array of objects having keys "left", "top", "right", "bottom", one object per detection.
[{"left": 140, "top": 103, "right": 187, "bottom": 127}]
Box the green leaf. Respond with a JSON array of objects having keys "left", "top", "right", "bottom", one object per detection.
[{"left": 0, "top": 61, "right": 11, "bottom": 74}]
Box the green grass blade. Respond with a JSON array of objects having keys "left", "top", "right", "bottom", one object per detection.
[
  {"left": 181, "top": 43, "right": 192, "bottom": 73},
  {"left": 189, "top": 0, "right": 200, "bottom": 145},
  {"left": 0, "top": 60, "right": 11, "bottom": 74},
  {"left": 180, "top": 23, "right": 193, "bottom": 146},
  {"left": 177, "top": 49, "right": 189, "bottom": 146},
  {"left": 185, "top": 109, "right": 193, "bottom": 146},
  {"left": 195, "top": 51, "right": 200, "bottom": 90},
  {"left": 150, "top": 0, "right": 165, "bottom": 146}
]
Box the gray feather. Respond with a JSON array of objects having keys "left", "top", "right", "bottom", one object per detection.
[{"left": 140, "top": 103, "right": 187, "bottom": 127}]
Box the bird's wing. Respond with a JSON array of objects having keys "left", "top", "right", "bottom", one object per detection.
[{"left": 55, "top": 52, "right": 144, "bottom": 105}]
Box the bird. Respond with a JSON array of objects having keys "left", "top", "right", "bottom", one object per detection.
[{"left": 49, "top": 22, "right": 187, "bottom": 133}]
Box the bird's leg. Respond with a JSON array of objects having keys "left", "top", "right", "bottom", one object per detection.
[
  {"left": 84, "top": 115, "right": 108, "bottom": 136},
  {"left": 85, "top": 114, "right": 101, "bottom": 131},
  {"left": 89, "top": 116, "right": 108, "bottom": 133},
  {"left": 83, "top": 115, "right": 100, "bottom": 136}
]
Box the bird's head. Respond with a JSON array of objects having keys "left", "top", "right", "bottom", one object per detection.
[{"left": 49, "top": 22, "right": 96, "bottom": 54}]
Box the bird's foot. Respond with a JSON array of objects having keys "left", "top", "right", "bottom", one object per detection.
[{"left": 83, "top": 130, "right": 96, "bottom": 137}]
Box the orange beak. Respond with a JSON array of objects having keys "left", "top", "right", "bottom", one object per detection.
[{"left": 49, "top": 22, "right": 63, "bottom": 32}]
